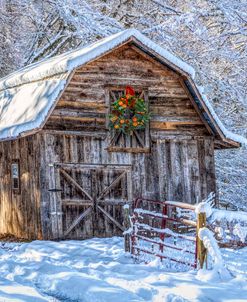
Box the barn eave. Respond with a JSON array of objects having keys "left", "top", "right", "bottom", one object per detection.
[
  {"left": 0, "top": 29, "right": 245, "bottom": 149},
  {"left": 126, "top": 38, "right": 243, "bottom": 149}
]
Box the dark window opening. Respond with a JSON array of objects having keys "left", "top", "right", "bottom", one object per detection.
[{"left": 11, "top": 161, "right": 20, "bottom": 194}]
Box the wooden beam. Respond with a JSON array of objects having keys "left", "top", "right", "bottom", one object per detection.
[
  {"left": 139, "top": 91, "right": 144, "bottom": 99},
  {"left": 197, "top": 212, "right": 207, "bottom": 269},
  {"left": 151, "top": 115, "right": 201, "bottom": 122},
  {"left": 106, "top": 146, "right": 150, "bottom": 153},
  {"left": 144, "top": 89, "right": 150, "bottom": 149},
  {"left": 52, "top": 108, "right": 106, "bottom": 118},
  {"left": 55, "top": 163, "right": 132, "bottom": 171},
  {"left": 123, "top": 205, "right": 131, "bottom": 252},
  {"left": 150, "top": 120, "right": 203, "bottom": 130},
  {"left": 62, "top": 199, "right": 93, "bottom": 206},
  {"left": 60, "top": 168, "right": 93, "bottom": 201},
  {"left": 97, "top": 205, "right": 125, "bottom": 231},
  {"left": 133, "top": 130, "right": 145, "bottom": 148},
  {"left": 57, "top": 100, "right": 107, "bottom": 111},
  {"left": 110, "top": 90, "right": 118, "bottom": 102},
  {"left": 42, "top": 129, "right": 107, "bottom": 138},
  {"left": 48, "top": 115, "right": 105, "bottom": 123},
  {"left": 64, "top": 207, "right": 92, "bottom": 237},
  {"left": 105, "top": 84, "right": 149, "bottom": 91},
  {"left": 98, "top": 199, "right": 129, "bottom": 205},
  {"left": 96, "top": 170, "right": 127, "bottom": 202},
  {"left": 109, "top": 131, "right": 122, "bottom": 146},
  {"left": 215, "top": 139, "right": 240, "bottom": 149}
]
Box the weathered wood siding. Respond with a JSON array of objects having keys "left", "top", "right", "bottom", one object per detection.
[
  {"left": 39, "top": 43, "right": 216, "bottom": 239},
  {"left": 39, "top": 132, "right": 215, "bottom": 239},
  {"left": 0, "top": 135, "right": 42, "bottom": 239},
  {"left": 44, "top": 43, "right": 209, "bottom": 138},
  {"left": 40, "top": 134, "right": 215, "bottom": 202}
]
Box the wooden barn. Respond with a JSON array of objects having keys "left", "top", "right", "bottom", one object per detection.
[{"left": 0, "top": 29, "right": 242, "bottom": 240}]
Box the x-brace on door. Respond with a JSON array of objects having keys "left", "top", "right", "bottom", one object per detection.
[{"left": 49, "top": 163, "right": 132, "bottom": 239}]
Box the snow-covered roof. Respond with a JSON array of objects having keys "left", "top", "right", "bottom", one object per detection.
[
  {"left": 0, "top": 73, "right": 69, "bottom": 140},
  {"left": 197, "top": 86, "right": 247, "bottom": 146},
  {"left": 0, "top": 29, "right": 195, "bottom": 91},
  {"left": 0, "top": 29, "right": 246, "bottom": 146}
]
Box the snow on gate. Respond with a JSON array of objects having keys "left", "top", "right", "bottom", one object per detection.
[{"left": 130, "top": 198, "right": 199, "bottom": 268}]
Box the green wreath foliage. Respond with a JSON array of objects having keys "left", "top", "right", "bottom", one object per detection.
[{"left": 109, "top": 87, "right": 150, "bottom": 134}]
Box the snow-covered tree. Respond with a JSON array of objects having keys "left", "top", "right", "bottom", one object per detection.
[{"left": 0, "top": 0, "right": 246, "bottom": 210}]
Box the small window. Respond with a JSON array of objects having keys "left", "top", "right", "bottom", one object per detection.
[
  {"left": 106, "top": 86, "right": 150, "bottom": 153},
  {"left": 11, "top": 161, "right": 20, "bottom": 193}
]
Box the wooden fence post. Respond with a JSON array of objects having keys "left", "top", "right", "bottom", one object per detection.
[
  {"left": 123, "top": 204, "right": 131, "bottom": 252},
  {"left": 197, "top": 212, "right": 207, "bottom": 269}
]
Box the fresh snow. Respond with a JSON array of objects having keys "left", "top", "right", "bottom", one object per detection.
[
  {"left": 233, "top": 224, "right": 247, "bottom": 243},
  {"left": 196, "top": 197, "right": 247, "bottom": 244},
  {"left": 134, "top": 208, "right": 168, "bottom": 218},
  {"left": 194, "top": 193, "right": 247, "bottom": 225},
  {"left": 0, "top": 75, "right": 68, "bottom": 140},
  {"left": 0, "top": 237, "right": 246, "bottom": 302},
  {"left": 210, "top": 208, "right": 247, "bottom": 224},
  {"left": 195, "top": 202, "right": 213, "bottom": 217},
  {"left": 198, "top": 227, "right": 231, "bottom": 281},
  {"left": 194, "top": 192, "right": 214, "bottom": 216},
  {"left": 135, "top": 223, "right": 195, "bottom": 242},
  {"left": 208, "top": 208, "right": 247, "bottom": 244}
]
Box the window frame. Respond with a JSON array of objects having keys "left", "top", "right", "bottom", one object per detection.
[
  {"left": 105, "top": 85, "right": 150, "bottom": 153},
  {"left": 11, "top": 160, "right": 20, "bottom": 194}
]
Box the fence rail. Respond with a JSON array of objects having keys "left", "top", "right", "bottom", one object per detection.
[
  {"left": 128, "top": 198, "right": 202, "bottom": 269},
  {"left": 124, "top": 196, "right": 247, "bottom": 270}
]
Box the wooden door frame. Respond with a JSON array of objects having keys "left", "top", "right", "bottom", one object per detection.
[{"left": 49, "top": 163, "right": 132, "bottom": 239}]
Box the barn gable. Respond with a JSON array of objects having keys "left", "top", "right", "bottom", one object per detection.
[
  {"left": 44, "top": 43, "right": 210, "bottom": 148},
  {"left": 0, "top": 29, "right": 245, "bottom": 148}
]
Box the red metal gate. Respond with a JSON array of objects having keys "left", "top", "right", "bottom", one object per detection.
[{"left": 130, "top": 198, "right": 198, "bottom": 268}]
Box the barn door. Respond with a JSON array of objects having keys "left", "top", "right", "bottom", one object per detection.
[{"left": 50, "top": 163, "right": 132, "bottom": 239}]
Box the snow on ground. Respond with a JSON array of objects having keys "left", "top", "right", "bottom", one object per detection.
[{"left": 0, "top": 237, "right": 246, "bottom": 302}]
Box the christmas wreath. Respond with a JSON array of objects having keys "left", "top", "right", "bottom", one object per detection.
[{"left": 109, "top": 86, "right": 150, "bottom": 134}]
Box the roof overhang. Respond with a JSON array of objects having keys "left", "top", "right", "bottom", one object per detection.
[
  {"left": 0, "top": 29, "right": 245, "bottom": 148},
  {"left": 123, "top": 37, "right": 242, "bottom": 149}
]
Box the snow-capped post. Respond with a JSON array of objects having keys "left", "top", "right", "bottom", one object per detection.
[
  {"left": 197, "top": 212, "right": 207, "bottom": 269},
  {"left": 123, "top": 204, "right": 131, "bottom": 252},
  {"left": 195, "top": 193, "right": 215, "bottom": 268}
]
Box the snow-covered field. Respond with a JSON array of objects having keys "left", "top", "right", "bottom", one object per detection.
[{"left": 0, "top": 237, "right": 246, "bottom": 302}]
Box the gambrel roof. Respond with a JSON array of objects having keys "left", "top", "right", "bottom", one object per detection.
[{"left": 0, "top": 29, "right": 246, "bottom": 147}]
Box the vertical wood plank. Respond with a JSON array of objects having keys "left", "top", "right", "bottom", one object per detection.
[
  {"left": 144, "top": 89, "right": 150, "bottom": 149},
  {"left": 156, "top": 140, "right": 167, "bottom": 200},
  {"left": 188, "top": 140, "right": 201, "bottom": 204},
  {"left": 197, "top": 139, "right": 207, "bottom": 201},
  {"left": 181, "top": 141, "right": 192, "bottom": 203},
  {"left": 205, "top": 139, "right": 217, "bottom": 203}
]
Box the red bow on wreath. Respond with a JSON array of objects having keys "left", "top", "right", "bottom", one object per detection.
[{"left": 126, "top": 86, "right": 135, "bottom": 97}]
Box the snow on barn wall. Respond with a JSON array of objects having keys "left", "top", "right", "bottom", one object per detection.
[{"left": 0, "top": 30, "right": 244, "bottom": 240}]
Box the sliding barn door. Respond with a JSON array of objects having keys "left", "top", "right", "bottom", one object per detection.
[{"left": 50, "top": 163, "right": 132, "bottom": 239}]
